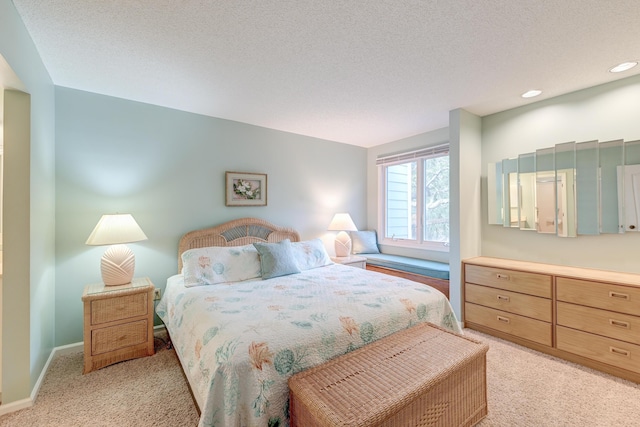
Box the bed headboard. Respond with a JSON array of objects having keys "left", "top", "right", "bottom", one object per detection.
[{"left": 178, "top": 217, "right": 301, "bottom": 272}]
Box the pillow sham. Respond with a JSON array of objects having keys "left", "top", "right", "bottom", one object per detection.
[
  {"left": 182, "top": 244, "right": 261, "bottom": 287},
  {"left": 292, "top": 238, "right": 333, "bottom": 271},
  {"left": 350, "top": 230, "right": 380, "bottom": 254},
  {"left": 253, "top": 239, "right": 302, "bottom": 280}
]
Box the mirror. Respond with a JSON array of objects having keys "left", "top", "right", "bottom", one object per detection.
[
  {"left": 535, "top": 147, "right": 555, "bottom": 234},
  {"left": 576, "top": 140, "right": 599, "bottom": 235},
  {"left": 488, "top": 138, "right": 638, "bottom": 237},
  {"left": 555, "top": 142, "right": 576, "bottom": 237},
  {"left": 620, "top": 139, "right": 640, "bottom": 232},
  {"left": 600, "top": 140, "right": 623, "bottom": 233},
  {"left": 487, "top": 162, "right": 503, "bottom": 225},
  {"left": 501, "top": 158, "right": 518, "bottom": 228},
  {"left": 518, "top": 153, "right": 536, "bottom": 231}
]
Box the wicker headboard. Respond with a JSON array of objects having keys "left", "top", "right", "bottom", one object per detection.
[{"left": 178, "top": 217, "right": 301, "bottom": 272}]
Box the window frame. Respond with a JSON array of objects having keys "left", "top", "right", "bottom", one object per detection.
[{"left": 377, "top": 144, "right": 450, "bottom": 252}]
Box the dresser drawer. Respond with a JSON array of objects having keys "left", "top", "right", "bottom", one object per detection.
[
  {"left": 465, "top": 302, "right": 552, "bottom": 346},
  {"left": 464, "top": 264, "right": 551, "bottom": 298},
  {"left": 91, "top": 319, "right": 149, "bottom": 355},
  {"left": 557, "top": 277, "right": 640, "bottom": 316},
  {"left": 91, "top": 292, "right": 149, "bottom": 325},
  {"left": 557, "top": 326, "right": 640, "bottom": 374},
  {"left": 557, "top": 301, "right": 640, "bottom": 346},
  {"left": 466, "top": 283, "right": 552, "bottom": 322}
]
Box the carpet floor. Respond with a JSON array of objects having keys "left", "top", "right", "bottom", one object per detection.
[{"left": 1, "top": 329, "right": 639, "bottom": 426}]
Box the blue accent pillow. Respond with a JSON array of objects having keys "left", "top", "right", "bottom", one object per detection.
[
  {"left": 350, "top": 230, "right": 380, "bottom": 254},
  {"left": 253, "top": 239, "right": 302, "bottom": 279}
]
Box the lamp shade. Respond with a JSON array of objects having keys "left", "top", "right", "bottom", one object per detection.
[
  {"left": 86, "top": 214, "right": 148, "bottom": 246},
  {"left": 327, "top": 213, "right": 358, "bottom": 232},
  {"left": 86, "top": 214, "right": 147, "bottom": 286}
]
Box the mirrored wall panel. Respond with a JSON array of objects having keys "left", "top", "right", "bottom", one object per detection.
[{"left": 488, "top": 138, "right": 639, "bottom": 237}]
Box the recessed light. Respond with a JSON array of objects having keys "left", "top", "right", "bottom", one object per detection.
[
  {"left": 609, "top": 61, "right": 638, "bottom": 73},
  {"left": 521, "top": 90, "right": 542, "bottom": 98}
]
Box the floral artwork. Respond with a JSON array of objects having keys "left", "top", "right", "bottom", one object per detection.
[
  {"left": 225, "top": 172, "right": 267, "bottom": 206},
  {"left": 233, "top": 178, "right": 261, "bottom": 200}
]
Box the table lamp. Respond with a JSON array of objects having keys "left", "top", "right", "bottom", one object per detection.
[
  {"left": 328, "top": 213, "right": 358, "bottom": 257},
  {"left": 85, "top": 213, "right": 148, "bottom": 286}
]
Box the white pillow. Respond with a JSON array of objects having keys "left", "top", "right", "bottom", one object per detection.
[
  {"left": 291, "top": 239, "right": 333, "bottom": 271},
  {"left": 181, "top": 244, "right": 261, "bottom": 287}
]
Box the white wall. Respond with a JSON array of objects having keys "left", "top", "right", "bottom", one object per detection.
[
  {"left": 1, "top": 0, "right": 56, "bottom": 405},
  {"left": 449, "top": 109, "right": 482, "bottom": 317},
  {"left": 54, "top": 87, "right": 367, "bottom": 346},
  {"left": 481, "top": 74, "right": 640, "bottom": 272}
]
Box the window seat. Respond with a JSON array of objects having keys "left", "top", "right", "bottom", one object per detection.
[{"left": 363, "top": 254, "right": 450, "bottom": 298}]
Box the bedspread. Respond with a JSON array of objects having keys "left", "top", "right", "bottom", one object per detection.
[{"left": 156, "top": 263, "right": 461, "bottom": 427}]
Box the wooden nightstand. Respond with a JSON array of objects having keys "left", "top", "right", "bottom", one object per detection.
[
  {"left": 82, "top": 277, "right": 155, "bottom": 374},
  {"left": 331, "top": 255, "right": 366, "bottom": 269}
]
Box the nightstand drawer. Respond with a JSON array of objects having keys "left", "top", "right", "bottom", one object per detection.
[
  {"left": 557, "top": 301, "right": 640, "bottom": 346},
  {"left": 92, "top": 319, "right": 149, "bottom": 355},
  {"left": 465, "top": 264, "right": 551, "bottom": 298},
  {"left": 91, "top": 292, "right": 148, "bottom": 325},
  {"left": 466, "top": 283, "right": 552, "bottom": 322},
  {"left": 465, "top": 302, "right": 552, "bottom": 346},
  {"left": 557, "top": 326, "right": 640, "bottom": 374}
]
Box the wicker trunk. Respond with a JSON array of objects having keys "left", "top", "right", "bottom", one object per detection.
[{"left": 288, "top": 323, "right": 488, "bottom": 427}]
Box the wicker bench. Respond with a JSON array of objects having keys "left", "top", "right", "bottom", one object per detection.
[{"left": 289, "top": 323, "right": 488, "bottom": 427}]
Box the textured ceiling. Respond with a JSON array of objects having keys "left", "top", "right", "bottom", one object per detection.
[{"left": 11, "top": 0, "right": 640, "bottom": 147}]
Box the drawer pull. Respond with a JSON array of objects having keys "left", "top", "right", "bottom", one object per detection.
[
  {"left": 609, "top": 291, "right": 630, "bottom": 300},
  {"left": 496, "top": 273, "right": 510, "bottom": 280},
  {"left": 609, "top": 319, "right": 630, "bottom": 329},
  {"left": 497, "top": 294, "right": 510, "bottom": 302},
  {"left": 609, "top": 346, "right": 630, "bottom": 357},
  {"left": 497, "top": 315, "right": 510, "bottom": 324}
]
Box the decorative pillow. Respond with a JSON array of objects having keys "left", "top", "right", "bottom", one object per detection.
[
  {"left": 350, "top": 230, "right": 380, "bottom": 254},
  {"left": 253, "top": 239, "right": 302, "bottom": 279},
  {"left": 292, "top": 239, "right": 333, "bottom": 271},
  {"left": 182, "top": 244, "right": 261, "bottom": 287}
]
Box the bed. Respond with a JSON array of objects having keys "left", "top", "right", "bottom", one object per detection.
[{"left": 156, "top": 217, "right": 462, "bottom": 427}]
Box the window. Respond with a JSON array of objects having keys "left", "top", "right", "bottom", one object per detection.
[{"left": 377, "top": 145, "right": 449, "bottom": 251}]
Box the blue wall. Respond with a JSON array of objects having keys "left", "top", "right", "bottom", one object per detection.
[{"left": 54, "top": 87, "right": 367, "bottom": 346}]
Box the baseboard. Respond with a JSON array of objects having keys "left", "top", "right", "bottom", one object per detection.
[
  {"left": 0, "top": 397, "right": 32, "bottom": 416},
  {"left": 0, "top": 325, "right": 167, "bottom": 417}
]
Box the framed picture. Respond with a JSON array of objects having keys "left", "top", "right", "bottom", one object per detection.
[{"left": 225, "top": 172, "right": 268, "bottom": 206}]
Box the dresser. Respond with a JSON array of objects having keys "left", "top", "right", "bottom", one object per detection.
[
  {"left": 82, "top": 277, "right": 155, "bottom": 373},
  {"left": 463, "top": 257, "right": 640, "bottom": 383}
]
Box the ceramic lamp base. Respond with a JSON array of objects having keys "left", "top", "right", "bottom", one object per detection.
[
  {"left": 101, "top": 244, "right": 135, "bottom": 286},
  {"left": 334, "top": 231, "right": 352, "bottom": 257}
]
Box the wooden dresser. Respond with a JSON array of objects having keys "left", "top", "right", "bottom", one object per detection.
[{"left": 463, "top": 257, "right": 640, "bottom": 383}]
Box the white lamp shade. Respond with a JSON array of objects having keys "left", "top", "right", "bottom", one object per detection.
[
  {"left": 86, "top": 214, "right": 148, "bottom": 246},
  {"left": 328, "top": 213, "right": 357, "bottom": 257},
  {"left": 327, "top": 213, "right": 358, "bottom": 232},
  {"left": 86, "top": 214, "right": 147, "bottom": 286}
]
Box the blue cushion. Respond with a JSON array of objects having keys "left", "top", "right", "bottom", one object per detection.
[
  {"left": 350, "top": 230, "right": 380, "bottom": 254},
  {"left": 364, "top": 254, "right": 449, "bottom": 280},
  {"left": 253, "top": 239, "right": 302, "bottom": 279}
]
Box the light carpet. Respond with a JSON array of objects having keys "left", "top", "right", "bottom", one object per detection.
[{"left": 1, "top": 330, "right": 639, "bottom": 426}]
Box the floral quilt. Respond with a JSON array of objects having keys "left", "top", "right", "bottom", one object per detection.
[{"left": 156, "top": 263, "right": 461, "bottom": 427}]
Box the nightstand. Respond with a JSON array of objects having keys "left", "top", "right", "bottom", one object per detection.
[
  {"left": 82, "top": 277, "right": 155, "bottom": 374},
  {"left": 331, "top": 255, "right": 366, "bottom": 269}
]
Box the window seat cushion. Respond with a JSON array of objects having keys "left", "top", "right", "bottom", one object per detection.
[{"left": 363, "top": 254, "right": 449, "bottom": 280}]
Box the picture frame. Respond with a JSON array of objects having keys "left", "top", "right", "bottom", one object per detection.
[{"left": 225, "top": 171, "right": 268, "bottom": 206}]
